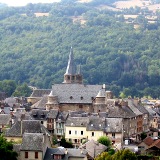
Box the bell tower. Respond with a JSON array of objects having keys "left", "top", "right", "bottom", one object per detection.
[{"left": 63, "top": 47, "right": 83, "bottom": 84}]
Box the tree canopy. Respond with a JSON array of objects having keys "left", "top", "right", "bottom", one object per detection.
[
  {"left": 0, "top": 1, "right": 159, "bottom": 98},
  {"left": 0, "top": 136, "right": 18, "bottom": 160}
]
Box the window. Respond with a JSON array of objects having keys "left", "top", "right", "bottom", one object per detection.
[
  {"left": 54, "top": 155, "right": 62, "bottom": 159},
  {"left": 75, "top": 139, "right": 77, "bottom": 143},
  {"left": 81, "top": 131, "right": 83, "bottom": 135},
  {"left": 92, "top": 132, "right": 94, "bottom": 136},
  {"left": 25, "top": 152, "right": 28, "bottom": 158},
  {"left": 75, "top": 131, "right": 77, "bottom": 135},
  {"left": 112, "top": 133, "right": 115, "bottom": 138},
  {"left": 35, "top": 152, "right": 38, "bottom": 159},
  {"left": 69, "top": 130, "right": 71, "bottom": 135}
]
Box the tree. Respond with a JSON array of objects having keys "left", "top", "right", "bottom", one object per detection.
[
  {"left": 113, "top": 149, "right": 137, "bottom": 160},
  {"left": 60, "top": 137, "right": 73, "bottom": 148},
  {"left": 12, "top": 83, "right": 32, "bottom": 97},
  {"left": 140, "top": 132, "right": 147, "bottom": 140},
  {"left": 0, "top": 136, "right": 18, "bottom": 160},
  {"left": 97, "top": 136, "right": 111, "bottom": 148},
  {"left": 0, "top": 80, "right": 17, "bottom": 97}
]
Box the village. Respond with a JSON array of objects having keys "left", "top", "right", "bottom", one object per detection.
[{"left": 0, "top": 47, "right": 159, "bottom": 160}]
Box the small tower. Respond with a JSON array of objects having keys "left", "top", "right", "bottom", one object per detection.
[{"left": 63, "top": 47, "right": 83, "bottom": 84}]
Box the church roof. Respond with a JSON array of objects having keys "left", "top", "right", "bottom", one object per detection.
[{"left": 52, "top": 84, "right": 102, "bottom": 104}]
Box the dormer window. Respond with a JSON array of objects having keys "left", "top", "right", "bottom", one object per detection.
[
  {"left": 70, "top": 96, "right": 73, "bottom": 99},
  {"left": 80, "top": 96, "right": 83, "bottom": 100}
]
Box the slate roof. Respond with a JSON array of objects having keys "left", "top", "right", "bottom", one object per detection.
[
  {"left": 5, "top": 120, "right": 49, "bottom": 137},
  {"left": 65, "top": 116, "right": 89, "bottom": 127},
  {"left": 4, "top": 97, "right": 18, "bottom": 107},
  {"left": 30, "top": 89, "right": 51, "bottom": 97},
  {"left": 105, "top": 118, "right": 123, "bottom": 133},
  {"left": 127, "top": 99, "right": 143, "bottom": 116},
  {"left": 106, "top": 100, "right": 136, "bottom": 118},
  {"left": 30, "top": 95, "right": 48, "bottom": 109},
  {"left": 87, "top": 116, "right": 105, "bottom": 131},
  {"left": 20, "top": 133, "right": 44, "bottom": 151},
  {"left": 51, "top": 84, "right": 102, "bottom": 104},
  {"left": 56, "top": 111, "right": 69, "bottom": 122},
  {"left": 47, "top": 109, "right": 59, "bottom": 119},
  {"left": 0, "top": 114, "right": 11, "bottom": 125},
  {"left": 31, "top": 109, "right": 49, "bottom": 120},
  {"left": 80, "top": 139, "right": 107, "bottom": 158},
  {"left": 44, "top": 148, "right": 87, "bottom": 160}
]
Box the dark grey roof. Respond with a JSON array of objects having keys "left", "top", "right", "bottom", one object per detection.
[
  {"left": 5, "top": 120, "right": 49, "bottom": 137},
  {"left": 80, "top": 139, "right": 107, "bottom": 158},
  {"left": 106, "top": 100, "right": 136, "bottom": 118},
  {"left": 0, "top": 107, "right": 11, "bottom": 114},
  {"left": 105, "top": 118, "right": 123, "bottom": 133},
  {"left": 51, "top": 84, "right": 102, "bottom": 104},
  {"left": 44, "top": 148, "right": 87, "bottom": 160},
  {"left": 47, "top": 109, "right": 59, "bottom": 119},
  {"left": 20, "top": 133, "right": 44, "bottom": 151},
  {"left": 0, "top": 114, "right": 11, "bottom": 125},
  {"left": 65, "top": 117, "right": 89, "bottom": 127},
  {"left": 129, "top": 99, "right": 148, "bottom": 114},
  {"left": 56, "top": 111, "right": 69, "bottom": 122},
  {"left": 31, "top": 95, "right": 48, "bottom": 109},
  {"left": 127, "top": 99, "right": 142, "bottom": 116},
  {"left": 65, "top": 46, "right": 76, "bottom": 75},
  {"left": 30, "top": 89, "right": 51, "bottom": 97},
  {"left": 87, "top": 116, "right": 105, "bottom": 131},
  {"left": 31, "top": 109, "right": 49, "bottom": 120}
]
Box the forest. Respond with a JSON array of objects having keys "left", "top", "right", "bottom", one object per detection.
[{"left": 0, "top": 0, "right": 160, "bottom": 98}]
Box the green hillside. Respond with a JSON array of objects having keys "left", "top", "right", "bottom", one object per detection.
[{"left": 0, "top": 1, "right": 160, "bottom": 98}]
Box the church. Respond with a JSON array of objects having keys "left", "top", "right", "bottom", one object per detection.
[{"left": 28, "top": 47, "right": 113, "bottom": 113}]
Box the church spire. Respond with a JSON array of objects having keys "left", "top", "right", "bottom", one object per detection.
[
  {"left": 63, "top": 47, "right": 83, "bottom": 84},
  {"left": 65, "top": 46, "right": 76, "bottom": 75}
]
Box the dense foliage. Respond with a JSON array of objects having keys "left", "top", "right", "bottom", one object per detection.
[
  {"left": 0, "top": 1, "right": 160, "bottom": 98},
  {"left": 0, "top": 136, "right": 18, "bottom": 160},
  {"left": 95, "top": 149, "right": 138, "bottom": 160},
  {"left": 97, "top": 136, "right": 112, "bottom": 148}
]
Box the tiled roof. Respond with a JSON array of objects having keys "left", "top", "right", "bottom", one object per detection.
[
  {"left": 30, "top": 89, "right": 51, "bottom": 97},
  {"left": 20, "top": 133, "right": 44, "bottom": 151},
  {"left": 143, "top": 137, "right": 154, "bottom": 146},
  {"left": 0, "top": 114, "right": 11, "bottom": 125},
  {"left": 80, "top": 139, "right": 107, "bottom": 158},
  {"left": 51, "top": 84, "right": 102, "bottom": 104},
  {"left": 148, "top": 139, "right": 160, "bottom": 149}
]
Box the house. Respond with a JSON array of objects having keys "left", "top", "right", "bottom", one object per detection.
[
  {"left": 30, "top": 109, "right": 49, "bottom": 127},
  {"left": 138, "top": 136, "right": 154, "bottom": 154},
  {"left": 146, "top": 139, "right": 160, "bottom": 156},
  {"left": 80, "top": 139, "right": 107, "bottom": 159},
  {"left": 43, "top": 147, "right": 87, "bottom": 160},
  {"left": 20, "top": 133, "right": 51, "bottom": 160},
  {"left": 5, "top": 120, "right": 50, "bottom": 143}
]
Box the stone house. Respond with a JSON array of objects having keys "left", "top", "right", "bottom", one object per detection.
[
  {"left": 5, "top": 120, "right": 50, "bottom": 143},
  {"left": 20, "top": 133, "right": 51, "bottom": 160}
]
